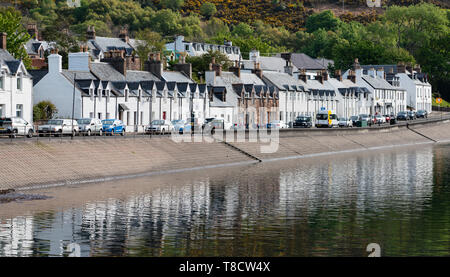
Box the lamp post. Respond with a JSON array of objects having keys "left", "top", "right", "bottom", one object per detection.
[{"left": 71, "top": 73, "right": 76, "bottom": 139}]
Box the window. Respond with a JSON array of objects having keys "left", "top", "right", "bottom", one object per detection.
[
  {"left": 16, "top": 104, "right": 23, "bottom": 118},
  {"left": 89, "top": 112, "right": 94, "bottom": 118},
  {"left": 98, "top": 113, "right": 102, "bottom": 119},
  {"left": 185, "top": 45, "right": 189, "bottom": 51},
  {"left": 106, "top": 113, "right": 110, "bottom": 119},
  {"left": 17, "top": 76, "right": 22, "bottom": 90},
  {"left": 0, "top": 104, "right": 4, "bottom": 117},
  {"left": 0, "top": 74, "right": 3, "bottom": 90}
]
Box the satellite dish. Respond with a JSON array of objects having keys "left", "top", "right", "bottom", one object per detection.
[{"left": 366, "top": 0, "right": 381, "bottom": 8}]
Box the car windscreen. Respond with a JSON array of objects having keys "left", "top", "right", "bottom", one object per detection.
[
  {"left": 351, "top": 116, "right": 358, "bottom": 120},
  {"left": 151, "top": 120, "right": 164, "bottom": 125},
  {"left": 77, "top": 119, "right": 91, "bottom": 125},
  {"left": 296, "top": 117, "right": 310, "bottom": 121},
  {"left": 102, "top": 120, "right": 115, "bottom": 125},
  {"left": 316, "top": 114, "right": 328, "bottom": 120},
  {"left": 0, "top": 118, "right": 12, "bottom": 125},
  {"left": 47, "top": 120, "right": 63, "bottom": 125}
]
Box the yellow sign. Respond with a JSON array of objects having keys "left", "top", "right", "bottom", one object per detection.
[
  {"left": 436, "top": 98, "right": 442, "bottom": 104},
  {"left": 328, "top": 110, "right": 332, "bottom": 126}
]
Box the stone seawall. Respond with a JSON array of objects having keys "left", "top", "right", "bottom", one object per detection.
[{"left": 1, "top": 119, "right": 450, "bottom": 191}]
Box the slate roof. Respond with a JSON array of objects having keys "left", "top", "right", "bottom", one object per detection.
[
  {"left": 61, "top": 70, "right": 97, "bottom": 84},
  {"left": 0, "top": 49, "right": 24, "bottom": 74},
  {"left": 241, "top": 56, "right": 299, "bottom": 72},
  {"left": 362, "top": 75, "right": 405, "bottom": 90},
  {"left": 261, "top": 71, "right": 307, "bottom": 92},
  {"left": 276, "top": 53, "right": 327, "bottom": 70},
  {"left": 162, "top": 71, "right": 193, "bottom": 83},
  {"left": 28, "top": 69, "right": 48, "bottom": 86}
]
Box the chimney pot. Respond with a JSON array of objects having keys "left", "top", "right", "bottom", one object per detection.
[{"left": 0, "top": 33, "right": 6, "bottom": 50}]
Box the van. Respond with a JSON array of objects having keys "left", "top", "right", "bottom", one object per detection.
[{"left": 315, "top": 110, "right": 338, "bottom": 128}]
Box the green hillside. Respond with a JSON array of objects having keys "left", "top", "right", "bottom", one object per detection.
[{"left": 1, "top": 0, "right": 449, "bottom": 96}]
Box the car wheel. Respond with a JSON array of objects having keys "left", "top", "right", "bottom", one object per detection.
[{"left": 27, "top": 129, "right": 33, "bottom": 138}]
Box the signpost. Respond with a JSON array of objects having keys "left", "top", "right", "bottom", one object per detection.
[{"left": 436, "top": 98, "right": 443, "bottom": 120}]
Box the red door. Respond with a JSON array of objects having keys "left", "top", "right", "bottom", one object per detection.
[{"left": 163, "top": 111, "right": 166, "bottom": 120}]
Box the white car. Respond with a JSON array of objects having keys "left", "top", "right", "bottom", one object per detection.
[
  {"left": 38, "top": 119, "right": 79, "bottom": 137},
  {"left": 146, "top": 120, "right": 173, "bottom": 134},
  {"left": 77, "top": 118, "right": 103, "bottom": 136},
  {"left": 267, "top": 120, "right": 288, "bottom": 129},
  {"left": 374, "top": 115, "right": 386, "bottom": 124},
  {"left": 0, "top": 117, "right": 34, "bottom": 138},
  {"left": 338, "top": 117, "right": 353, "bottom": 128}
]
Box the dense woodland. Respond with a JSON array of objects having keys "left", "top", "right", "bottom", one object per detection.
[{"left": 0, "top": 0, "right": 449, "bottom": 97}]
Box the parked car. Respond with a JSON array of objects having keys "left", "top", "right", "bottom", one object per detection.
[
  {"left": 102, "top": 119, "right": 126, "bottom": 136},
  {"left": 397, "top": 111, "right": 408, "bottom": 121},
  {"left": 293, "top": 116, "right": 312, "bottom": 128},
  {"left": 38, "top": 119, "right": 79, "bottom": 137},
  {"left": 77, "top": 118, "right": 103, "bottom": 136},
  {"left": 145, "top": 119, "right": 173, "bottom": 134},
  {"left": 171, "top": 119, "right": 187, "bottom": 134},
  {"left": 416, "top": 110, "right": 428, "bottom": 118},
  {"left": 350, "top": 115, "right": 360, "bottom": 126},
  {"left": 267, "top": 120, "right": 288, "bottom": 129},
  {"left": 359, "top": 114, "right": 372, "bottom": 126},
  {"left": 407, "top": 111, "right": 416, "bottom": 120},
  {"left": 383, "top": 114, "right": 391, "bottom": 122},
  {"left": 374, "top": 115, "right": 386, "bottom": 125},
  {"left": 0, "top": 117, "right": 34, "bottom": 138},
  {"left": 338, "top": 117, "right": 353, "bottom": 128},
  {"left": 202, "top": 118, "right": 216, "bottom": 130}
]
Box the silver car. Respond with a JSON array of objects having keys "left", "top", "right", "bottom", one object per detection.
[
  {"left": 0, "top": 117, "right": 34, "bottom": 138},
  {"left": 77, "top": 118, "right": 103, "bottom": 136},
  {"left": 38, "top": 119, "right": 79, "bottom": 137}
]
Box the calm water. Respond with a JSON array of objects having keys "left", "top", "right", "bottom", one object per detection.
[{"left": 1, "top": 144, "right": 449, "bottom": 257}]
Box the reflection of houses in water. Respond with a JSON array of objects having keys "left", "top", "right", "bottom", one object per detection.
[
  {"left": 0, "top": 217, "right": 34, "bottom": 257},
  {"left": 278, "top": 147, "right": 434, "bottom": 218}
]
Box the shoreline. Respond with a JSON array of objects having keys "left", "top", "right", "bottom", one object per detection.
[{"left": 1, "top": 118, "right": 449, "bottom": 192}]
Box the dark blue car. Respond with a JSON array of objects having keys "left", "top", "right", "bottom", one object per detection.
[{"left": 102, "top": 119, "right": 126, "bottom": 136}]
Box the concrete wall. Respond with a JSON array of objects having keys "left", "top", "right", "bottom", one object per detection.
[{"left": 1, "top": 120, "right": 449, "bottom": 191}]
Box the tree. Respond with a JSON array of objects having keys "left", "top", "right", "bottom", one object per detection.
[
  {"left": 135, "top": 29, "right": 166, "bottom": 70},
  {"left": 160, "top": 0, "right": 184, "bottom": 11},
  {"left": 186, "top": 50, "right": 233, "bottom": 82},
  {"left": 0, "top": 7, "right": 31, "bottom": 68},
  {"left": 33, "top": 101, "right": 58, "bottom": 121},
  {"left": 200, "top": 2, "right": 217, "bottom": 19},
  {"left": 305, "top": 10, "right": 341, "bottom": 33}
]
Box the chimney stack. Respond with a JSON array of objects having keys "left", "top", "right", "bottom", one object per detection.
[
  {"left": 0, "top": 33, "right": 6, "bottom": 50},
  {"left": 316, "top": 71, "right": 323, "bottom": 84},
  {"left": 414, "top": 64, "right": 421, "bottom": 73},
  {"left": 322, "top": 70, "right": 328, "bottom": 81},
  {"left": 27, "top": 23, "right": 39, "bottom": 40},
  {"left": 143, "top": 52, "right": 163, "bottom": 79},
  {"left": 347, "top": 70, "right": 356, "bottom": 83},
  {"left": 209, "top": 57, "right": 222, "bottom": 76},
  {"left": 172, "top": 53, "right": 192, "bottom": 79},
  {"left": 406, "top": 62, "right": 413, "bottom": 74},
  {"left": 335, "top": 70, "right": 342, "bottom": 81},
  {"left": 229, "top": 60, "right": 241, "bottom": 78},
  {"left": 119, "top": 27, "right": 129, "bottom": 43},
  {"left": 101, "top": 50, "right": 127, "bottom": 76},
  {"left": 397, "top": 62, "right": 406, "bottom": 73},
  {"left": 86, "top": 26, "right": 96, "bottom": 40},
  {"left": 353, "top": 58, "right": 361, "bottom": 70},
  {"left": 298, "top": 68, "right": 307, "bottom": 83},
  {"left": 253, "top": 62, "right": 262, "bottom": 79}
]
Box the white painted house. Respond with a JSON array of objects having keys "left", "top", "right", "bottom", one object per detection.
[
  {"left": 0, "top": 33, "right": 33, "bottom": 123},
  {"left": 166, "top": 35, "right": 241, "bottom": 62}
]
